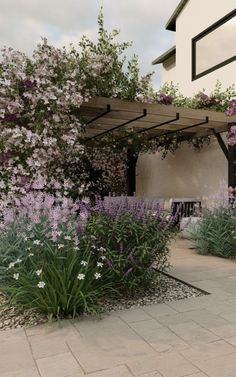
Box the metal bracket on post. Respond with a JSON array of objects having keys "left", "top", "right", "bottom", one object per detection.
[
  {"left": 211, "top": 128, "right": 228, "bottom": 160},
  {"left": 228, "top": 123, "right": 236, "bottom": 189},
  {"left": 85, "top": 105, "right": 111, "bottom": 125}
]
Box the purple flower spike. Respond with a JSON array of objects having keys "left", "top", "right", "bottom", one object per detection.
[{"left": 124, "top": 267, "right": 133, "bottom": 277}]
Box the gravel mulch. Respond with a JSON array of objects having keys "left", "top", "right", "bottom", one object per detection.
[
  {"left": 0, "top": 293, "right": 47, "bottom": 331},
  {"left": 102, "top": 273, "right": 206, "bottom": 312},
  {"left": 0, "top": 273, "right": 205, "bottom": 331}
]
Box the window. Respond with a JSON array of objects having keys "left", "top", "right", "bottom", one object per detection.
[{"left": 192, "top": 9, "right": 236, "bottom": 80}]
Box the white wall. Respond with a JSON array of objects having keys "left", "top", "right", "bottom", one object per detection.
[
  {"left": 175, "top": 0, "right": 236, "bottom": 95},
  {"left": 137, "top": 0, "right": 235, "bottom": 199},
  {"left": 136, "top": 139, "right": 227, "bottom": 199},
  {"left": 162, "top": 55, "right": 177, "bottom": 83}
]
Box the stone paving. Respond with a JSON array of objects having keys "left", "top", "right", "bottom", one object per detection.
[{"left": 2, "top": 239, "right": 236, "bottom": 377}]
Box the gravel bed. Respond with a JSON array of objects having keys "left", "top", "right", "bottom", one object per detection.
[
  {"left": 0, "top": 293, "right": 47, "bottom": 331},
  {"left": 101, "top": 273, "right": 205, "bottom": 312},
  {"left": 0, "top": 273, "right": 205, "bottom": 331}
]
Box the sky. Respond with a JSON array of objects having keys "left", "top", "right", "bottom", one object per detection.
[{"left": 0, "top": 0, "right": 180, "bottom": 88}]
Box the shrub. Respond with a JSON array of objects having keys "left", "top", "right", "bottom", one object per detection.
[{"left": 192, "top": 206, "right": 236, "bottom": 258}]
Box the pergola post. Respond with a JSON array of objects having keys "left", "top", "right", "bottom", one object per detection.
[
  {"left": 127, "top": 149, "right": 138, "bottom": 196},
  {"left": 228, "top": 123, "right": 236, "bottom": 189}
]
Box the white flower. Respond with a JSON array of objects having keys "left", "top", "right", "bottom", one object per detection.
[
  {"left": 16, "top": 258, "right": 22, "bottom": 264},
  {"left": 99, "top": 247, "right": 106, "bottom": 252},
  {"left": 94, "top": 272, "right": 101, "bottom": 279},
  {"left": 37, "top": 281, "right": 46, "bottom": 288},
  {"left": 58, "top": 244, "right": 64, "bottom": 249},
  {"left": 35, "top": 269, "right": 42, "bottom": 276},
  {"left": 97, "top": 262, "right": 103, "bottom": 268},
  {"left": 100, "top": 256, "right": 106, "bottom": 260},
  {"left": 8, "top": 262, "right": 15, "bottom": 269},
  {"left": 80, "top": 261, "right": 88, "bottom": 266},
  {"left": 77, "top": 273, "right": 85, "bottom": 280},
  {"left": 74, "top": 246, "right": 79, "bottom": 251},
  {"left": 33, "top": 240, "right": 41, "bottom": 245},
  {"left": 64, "top": 236, "right": 71, "bottom": 240},
  {"left": 13, "top": 273, "right": 19, "bottom": 280},
  {"left": 29, "top": 253, "right": 34, "bottom": 257}
]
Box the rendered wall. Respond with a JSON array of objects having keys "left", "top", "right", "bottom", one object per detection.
[
  {"left": 137, "top": 0, "right": 234, "bottom": 199},
  {"left": 162, "top": 55, "right": 177, "bottom": 83},
  {"left": 175, "top": 0, "right": 236, "bottom": 95},
  {"left": 136, "top": 139, "right": 227, "bottom": 199}
]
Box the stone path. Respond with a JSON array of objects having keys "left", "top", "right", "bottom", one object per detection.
[{"left": 2, "top": 239, "right": 236, "bottom": 377}]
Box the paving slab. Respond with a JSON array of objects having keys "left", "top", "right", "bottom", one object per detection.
[
  {"left": 115, "top": 307, "right": 153, "bottom": 323},
  {"left": 192, "top": 352, "right": 236, "bottom": 377},
  {"left": 87, "top": 365, "right": 133, "bottom": 376},
  {"left": 127, "top": 352, "right": 199, "bottom": 377},
  {"left": 130, "top": 319, "right": 188, "bottom": 352},
  {"left": 168, "top": 321, "right": 219, "bottom": 344},
  {"left": 67, "top": 316, "right": 156, "bottom": 373},
  {"left": 0, "top": 368, "right": 40, "bottom": 377},
  {"left": 180, "top": 339, "right": 236, "bottom": 363},
  {"left": 0, "top": 328, "right": 35, "bottom": 375},
  {"left": 36, "top": 352, "right": 84, "bottom": 377},
  {"left": 2, "top": 239, "right": 236, "bottom": 377},
  {"left": 139, "top": 372, "right": 163, "bottom": 377}
]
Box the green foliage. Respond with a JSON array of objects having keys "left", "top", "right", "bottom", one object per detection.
[
  {"left": 79, "top": 9, "right": 153, "bottom": 100},
  {"left": 151, "top": 81, "right": 236, "bottom": 157},
  {"left": 0, "top": 197, "right": 174, "bottom": 317},
  {"left": 192, "top": 207, "right": 236, "bottom": 258},
  {"left": 1, "top": 228, "right": 112, "bottom": 318},
  {"left": 82, "top": 212, "right": 171, "bottom": 293},
  {"left": 159, "top": 81, "right": 236, "bottom": 111}
]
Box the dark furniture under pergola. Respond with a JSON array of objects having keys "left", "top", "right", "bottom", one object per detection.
[{"left": 79, "top": 97, "right": 236, "bottom": 195}]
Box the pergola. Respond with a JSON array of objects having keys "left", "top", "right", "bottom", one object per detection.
[{"left": 80, "top": 97, "right": 236, "bottom": 195}]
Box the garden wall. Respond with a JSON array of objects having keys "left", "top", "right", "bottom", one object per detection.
[{"left": 136, "top": 137, "right": 227, "bottom": 200}]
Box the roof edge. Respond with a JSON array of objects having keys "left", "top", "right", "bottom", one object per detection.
[
  {"left": 165, "top": 0, "right": 189, "bottom": 31},
  {"left": 152, "top": 46, "right": 176, "bottom": 65}
]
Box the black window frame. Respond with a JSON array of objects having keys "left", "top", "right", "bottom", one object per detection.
[{"left": 192, "top": 9, "right": 236, "bottom": 81}]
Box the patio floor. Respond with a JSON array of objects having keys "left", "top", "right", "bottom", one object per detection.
[{"left": 2, "top": 239, "right": 236, "bottom": 377}]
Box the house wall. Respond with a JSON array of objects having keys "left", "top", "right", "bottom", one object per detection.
[
  {"left": 137, "top": 0, "right": 235, "bottom": 200},
  {"left": 175, "top": 0, "right": 236, "bottom": 95},
  {"left": 162, "top": 55, "right": 177, "bottom": 83}
]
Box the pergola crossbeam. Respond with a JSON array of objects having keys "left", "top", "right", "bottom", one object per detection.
[
  {"left": 86, "top": 109, "right": 147, "bottom": 141},
  {"left": 149, "top": 116, "right": 209, "bottom": 141},
  {"left": 116, "top": 113, "right": 180, "bottom": 142}
]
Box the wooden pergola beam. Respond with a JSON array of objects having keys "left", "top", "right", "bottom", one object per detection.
[{"left": 80, "top": 97, "right": 236, "bottom": 194}]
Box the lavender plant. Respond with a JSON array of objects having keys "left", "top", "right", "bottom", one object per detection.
[
  {"left": 192, "top": 189, "right": 236, "bottom": 258},
  {"left": 80, "top": 196, "right": 174, "bottom": 293}
]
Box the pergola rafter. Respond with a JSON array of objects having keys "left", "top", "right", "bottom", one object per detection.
[
  {"left": 80, "top": 97, "right": 235, "bottom": 138},
  {"left": 79, "top": 97, "right": 236, "bottom": 194}
]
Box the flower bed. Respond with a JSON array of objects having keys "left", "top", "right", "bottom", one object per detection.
[{"left": 0, "top": 193, "right": 175, "bottom": 319}]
